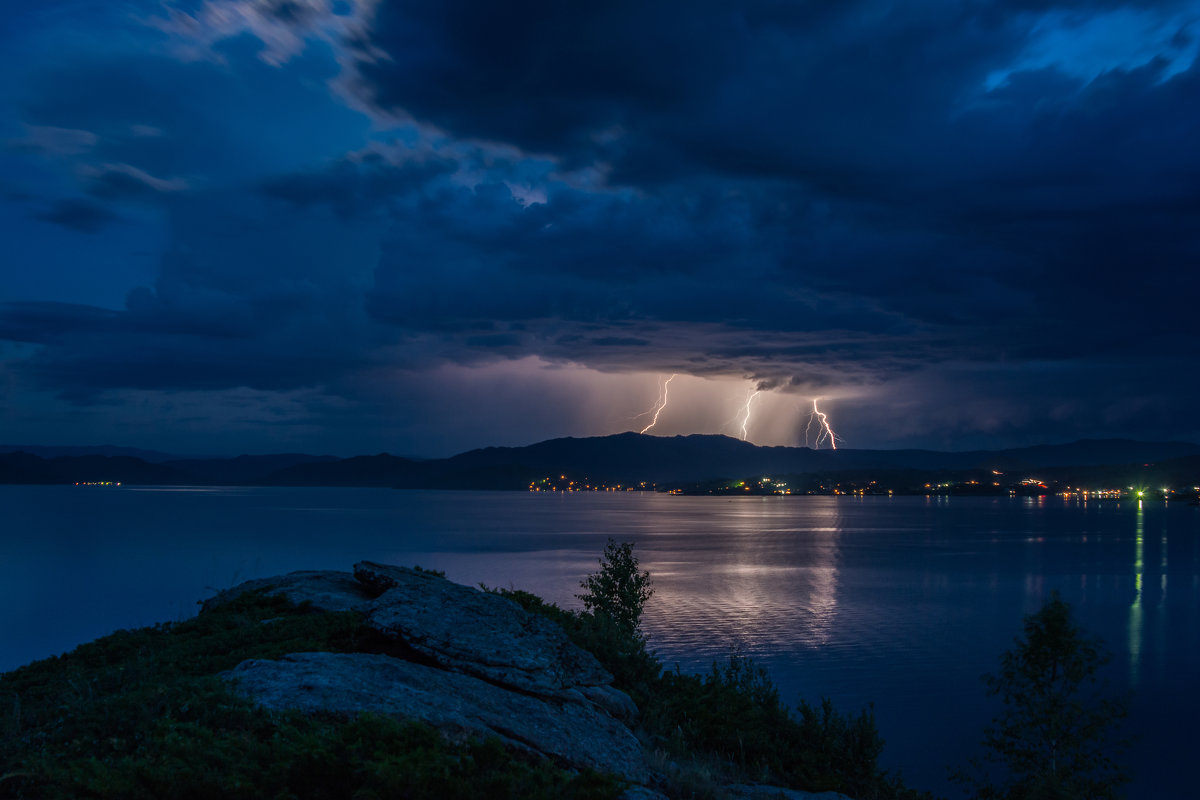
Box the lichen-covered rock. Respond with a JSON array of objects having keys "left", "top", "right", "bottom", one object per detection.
[
  {"left": 225, "top": 651, "right": 647, "bottom": 783},
  {"left": 351, "top": 560, "right": 425, "bottom": 595},
  {"left": 579, "top": 683, "right": 640, "bottom": 723},
  {"left": 200, "top": 571, "right": 372, "bottom": 614},
  {"left": 213, "top": 563, "right": 646, "bottom": 782},
  {"left": 618, "top": 787, "right": 670, "bottom": 800},
  {"left": 724, "top": 784, "right": 854, "bottom": 800},
  {"left": 355, "top": 560, "right": 612, "bottom": 694}
]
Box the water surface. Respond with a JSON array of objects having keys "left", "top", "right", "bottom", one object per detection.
[{"left": 3, "top": 486, "right": 1196, "bottom": 798}]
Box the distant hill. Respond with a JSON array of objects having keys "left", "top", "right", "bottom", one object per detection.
[
  {"left": 430, "top": 433, "right": 1200, "bottom": 485},
  {"left": 0, "top": 452, "right": 195, "bottom": 485},
  {"left": 0, "top": 451, "right": 67, "bottom": 484},
  {"left": 2, "top": 434, "right": 1199, "bottom": 489},
  {"left": 1036, "top": 454, "right": 1200, "bottom": 489},
  {"left": 0, "top": 444, "right": 183, "bottom": 462},
  {"left": 442, "top": 433, "right": 817, "bottom": 484}
]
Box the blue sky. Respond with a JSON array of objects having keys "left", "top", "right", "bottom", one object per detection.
[{"left": 2, "top": 0, "right": 1198, "bottom": 457}]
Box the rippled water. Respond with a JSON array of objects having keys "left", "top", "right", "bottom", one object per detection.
[{"left": 3, "top": 486, "right": 1196, "bottom": 798}]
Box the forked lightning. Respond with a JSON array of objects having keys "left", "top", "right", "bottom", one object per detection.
[
  {"left": 804, "top": 398, "right": 839, "bottom": 449},
  {"left": 639, "top": 374, "right": 676, "bottom": 434}
]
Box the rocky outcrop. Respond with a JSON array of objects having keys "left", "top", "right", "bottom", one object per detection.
[
  {"left": 725, "top": 785, "right": 854, "bottom": 800},
  {"left": 618, "top": 787, "right": 671, "bottom": 800},
  {"left": 200, "top": 570, "right": 373, "bottom": 614},
  {"left": 356, "top": 560, "right": 612, "bottom": 694},
  {"left": 213, "top": 562, "right": 646, "bottom": 784},
  {"left": 226, "top": 652, "right": 647, "bottom": 782},
  {"left": 578, "top": 682, "right": 641, "bottom": 723}
]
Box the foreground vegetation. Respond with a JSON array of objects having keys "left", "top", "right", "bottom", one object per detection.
[
  {"left": 2, "top": 543, "right": 1128, "bottom": 799},
  {"left": 0, "top": 593, "right": 618, "bottom": 799},
  {"left": 495, "top": 540, "right": 932, "bottom": 800}
]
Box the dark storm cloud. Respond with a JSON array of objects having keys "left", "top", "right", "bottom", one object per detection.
[
  {"left": 344, "top": 2, "right": 1198, "bottom": 213},
  {"left": 21, "top": 55, "right": 230, "bottom": 174},
  {"left": 341, "top": 0, "right": 1200, "bottom": 345},
  {"left": 32, "top": 198, "right": 118, "bottom": 233},
  {"left": 0, "top": 302, "right": 119, "bottom": 343},
  {"left": 261, "top": 152, "right": 458, "bottom": 218},
  {"left": 333, "top": 0, "right": 1199, "bottom": 444},
  {"left": 995, "top": 0, "right": 1192, "bottom": 10},
  {"left": 3, "top": 0, "right": 1198, "bottom": 452},
  {"left": 2, "top": 184, "right": 384, "bottom": 399},
  {"left": 0, "top": 291, "right": 339, "bottom": 398},
  {"left": 350, "top": 2, "right": 728, "bottom": 160},
  {"left": 361, "top": 176, "right": 916, "bottom": 354},
  {"left": 349, "top": 1, "right": 1018, "bottom": 180},
  {"left": 18, "top": 39, "right": 367, "bottom": 185}
]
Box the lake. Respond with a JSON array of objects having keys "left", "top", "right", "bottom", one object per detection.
[{"left": 2, "top": 486, "right": 1196, "bottom": 798}]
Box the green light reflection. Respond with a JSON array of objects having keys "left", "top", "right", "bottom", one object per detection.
[{"left": 1129, "top": 499, "right": 1144, "bottom": 687}]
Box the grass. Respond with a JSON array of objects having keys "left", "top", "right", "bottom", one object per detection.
[{"left": 0, "top": 592, "right": 620, "bottom": 800}]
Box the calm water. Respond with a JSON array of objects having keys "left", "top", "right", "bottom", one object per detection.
[{"left": 2, "top": 486, "right": 1197, "bottom": 798}]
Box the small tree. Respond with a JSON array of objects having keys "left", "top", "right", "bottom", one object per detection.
[
  {"left": 956, "top": 591, "right": 1130, "bottom": 800},
  {"left": 576, "top": 539, "right": 654, "bottom": 639},
  {"left": 572, "top": 539, "right": 659, "bottom": 699}
]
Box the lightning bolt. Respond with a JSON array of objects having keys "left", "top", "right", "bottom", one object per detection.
[
  {"left": 639, "top": 374, "right": 676, "bottom": 434},
  {"left": 804, "top": 398, "right": 839, "bottom": 450},
  {"left": 631, "top": 377, "right": 666, "bottom": 422},
  {"left": 739, "top": 389, "right": 761, "bottom": 441}
]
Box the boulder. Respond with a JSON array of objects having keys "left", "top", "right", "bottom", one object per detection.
[
  {"left": 579, "top": 683, "right": 640, "bottom": 723},
  {"left": 214, "top": 563, "right": 648, "bottom": 782},
  {"left": 200, "top": 570, "right": 372, "bottom": 614},
  {"left": 724, "top": 785, "right": 854, "bottom": 800},
  {"left": 225, "top": 651, "right": 647, "bottom": 783},
  {"left": 355, "top": 560, "right": 612, "bottom": 695},
  {"left": 618, "top": 788, "right": 670, "bottom": 800}
]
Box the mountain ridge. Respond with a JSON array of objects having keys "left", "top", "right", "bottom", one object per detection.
[{"left": 2, "top": 434, "right": 1199, "bottom": 489}]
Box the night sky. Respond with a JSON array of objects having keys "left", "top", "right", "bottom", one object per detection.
[{"left": 2, "top": 1, "right": 1198, "bottom": 457}]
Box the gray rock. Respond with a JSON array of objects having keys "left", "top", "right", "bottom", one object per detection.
[
  {"left": 351, "top": 560, "right": 425, "bottom": 595},
  {"left": 724, "top": 784, "right": 854, "bottom": 800},
  {"left": 225, "top": 651, "right": 647, "bottom": 783},
  {"left": 200, "top": 571, "right": 372, "bottom": 614},
  {"left": 618, "top": 787, "right": 670, "bottom": 800},
  {"left": 580, "top": 684, "right": 640, "bottom": 723},
  {"left": 355, "top": 560, "right": 612, "bottom": 694}
]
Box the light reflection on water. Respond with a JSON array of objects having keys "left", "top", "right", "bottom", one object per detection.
[
  {"left": 1, "top": 487, "right": 1197, "bottom": 799},
  {"left": 1130, "top": 501, "right": 1144, "bottom": 686}
]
